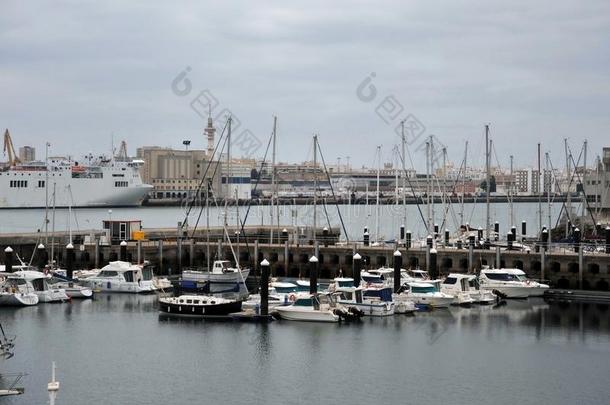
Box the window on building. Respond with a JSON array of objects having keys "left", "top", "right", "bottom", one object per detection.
[{"left": 114, "top": 181, "right": 128, "bottom": 187}]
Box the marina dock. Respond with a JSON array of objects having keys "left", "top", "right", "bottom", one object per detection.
[{"left": 2, "top": 225, "right": 609, "bottom": 291}]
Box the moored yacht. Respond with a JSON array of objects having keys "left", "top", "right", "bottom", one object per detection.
[
  {"left": 479, "top": 268, "right": 548, "bottom": 298},
  {"left": 394, "top": 282, "right": 455, "bottom": 309},
  {"left": 10, "top": 271, "right": 69, "bottom": 303},
  {"left": 47, "top": 275, "right": 93, "bottom": 299},
  {"left": 0, "top": 275, "right": 39, "bottom": 306},
  {"left": 80, "top": 261, "right": 157, "bottom": 293},
  {"left": 274, "top": 292, "right": 362, "bottom": 322},
  {"left": 181, "top": 260, "right": 250, "bottom": 292},
  {"left": 441, "top": 274, "right": 476, "bottom": 306},
  {"left": 330, "top": 277, "right": 395, "bottom": 316}
]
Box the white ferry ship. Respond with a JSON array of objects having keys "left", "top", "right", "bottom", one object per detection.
[{"left": 0, "top": 156, "right": 152, "bottom": 208}]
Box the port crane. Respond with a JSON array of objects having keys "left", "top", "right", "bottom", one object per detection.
[{"left": 2, "top": 129, "right": 21, "bottom": 166}]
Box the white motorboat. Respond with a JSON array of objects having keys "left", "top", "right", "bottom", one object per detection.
[
  {"left": 479, "top": 268, "right": 548, "bottom": 298},
  {"left": 9, "top": 271, "right": 69, "bottom": 303},
  {"left": 394, "top": 282, "right": 455, "bottom": 309},
  {"left": 441, "top": 274, "right": 476, "bottom": 306},
  {"left": 269, "top": 281, "right": 298, "bottom": 294},
  {"left": 242, "top": 291, "right": 291, "bottom": 311},
  {"left": 47, "top": 276, "right": 93, "bottom": 299},
  {"left": 464, "top": 275, "right": 497, "bottom": 304},
  {"left": 274, "top": 293, "right": 362, "bottom": 322},
  {"left": 0, "top": 275, "right": 39, "bottom": 306},
  {"left": 181, "top": 261, "right": 250, "bottom": 293},
  {"left": 80, "top": 261, "right": 157, "bottom": 293},
  {"left": 330, "top": 277, "right": 395, "bottom": 316},
  {"left": 361, "top": 268, "right": 394, "bottom": 285}
]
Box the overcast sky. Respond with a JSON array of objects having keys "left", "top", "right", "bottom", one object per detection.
[{"left": 1, "top": 1, "right": 609, "bottom": 172}]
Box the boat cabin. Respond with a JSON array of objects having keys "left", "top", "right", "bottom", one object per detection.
[
  {"left": 409, "top": 282, "right": 438, "bottom": 294},
  {"left": 212, "top": 261, "right": 237, "bottom": 274}
]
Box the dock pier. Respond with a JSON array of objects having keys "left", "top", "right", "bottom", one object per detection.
[{"left": 1, "top": 225, "right": 610, "bottom": 291}]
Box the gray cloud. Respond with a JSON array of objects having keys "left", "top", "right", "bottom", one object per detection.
[{"left": 1, "top": 0, "right": 608, "bottom": 171}]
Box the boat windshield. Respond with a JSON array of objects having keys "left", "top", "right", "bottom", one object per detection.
[
  {"left": 468, "top": 278, "right": 480, "bottom": 289},
  {"left": 142, "top": 267, "right": 153, "bottom": 281},
  {"left": 411, "top": 286, "right": 436, "bottom": 294},
  {"left": 444, "top": 277, "right": 457, "bottom": 285},
  {"left": 485, "top": 273, "right": 519, "bottom": 281},
  {"left": 97, "top": 270, "right": 119, "bottom": 278},
  {"left": 294, "top": 298, "right": 313, "bottom": 307},
  {"left": 3, "top": 279, "right": 26, "bottom": 289}
]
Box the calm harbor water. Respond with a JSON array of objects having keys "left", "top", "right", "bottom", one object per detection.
[
  {"left": 1, "top": 296, "right": 609, "bottom": 404},
  {"left": 0, "top": 202, "right": 565, "bottom": 240}
]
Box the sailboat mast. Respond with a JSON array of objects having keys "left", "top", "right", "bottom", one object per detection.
[
  {"left": 426, "top": 139, "right": 431, "bottom": 235},
  {"left": 44, "top": 142, "right": 50, "bottom": 247},
  {"left": 206, "top": 179, "right": 210, "bottom": 270},
  {"left": 313, "top": 135, "right": 318, "bottom": 243},
  {"left": 508, "top": 155, "right": 515, "bottom": 229},
  {"left": 401, "top": 120, "right": 407, "bottom": 230},
  {"left": 485, "top": 124, "right": 491, "bottom": 242},
  {"left": 546, "top": 152, "right": 552, "bottom": 231},
  {"left": 564, "top": 138, "right": 570, "bottom": 237},
  {"left": 270, "top": 116, "right": 277, "bottom": 244},
  {"left": 582, "top": 140, "right": 587, "bottom": 221},
  {"left": 50, "top": 182, "right": 56, "bottom": 266},
  {"left": 538, "top": 142, "right": 542, "bottom": 235},
  {"left": 460, "top": 141, "right": 468, "bottom": 226},
  {"left": 375, "top": 145, "right": 381, "bottom": 241},
  {"left": 224, "top": 117, "right": 232, "bottom": 237}
]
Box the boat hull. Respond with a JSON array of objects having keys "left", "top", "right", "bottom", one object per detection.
[
  {"left": 0, "top": 292, "right": 39, "bottom": 306},
  {"left": 159, "top": 299, "right": 242, "bottom": 317},
  {"left": 337, "top": 300, "right": 395, "bottom": 316},
  {"left": 82, "top": 279, "right": 156, "bottom": 293},
  {"left": 36, "top": 289, "right": 69, "bottom": 303},
  {"left": 481, "top": 285, "right": 532, "bottom": 298},
  {"left": 274, "top": 307, "right": 340, "bottom": 322}
]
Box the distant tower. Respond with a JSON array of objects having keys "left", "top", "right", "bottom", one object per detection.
[{"left": 204, "top": 106, "right": 216, "bottom": 158}]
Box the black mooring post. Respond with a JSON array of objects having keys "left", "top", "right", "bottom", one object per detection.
[
  {"left": 606, "top": 226, "right": 610, "bottom": 254},
  {"left": 323, "top": 227, "right": 329, "bottom": 247},
  {"left": 120, "top": 240, "right": 127, "bottom": 262},
  {"left": 4, "top": 246, "right": 13, "bottom": 273},
  {"left": 260, "top": 259, "right": 270, "bottom": 316},
  {"left": 393, "top": 250, "right": 402, "bottom": 293},
  {"left": 405, "top": 230, "right": 412, "bottom": 249},
  {"left": 429, "top": 248, "right": 438, "bottom": 279},
  {"left": 522, "top": 221, "right": 527, "bottom": 241},
  {"left": 353, "top": 253, "right": 362, "bottom": 287},
  {"left": 426, "top": 235, "right": 433, "bottom": 248},
  {"left": 363, "top": 231, "right": 369, "bottom": 247},
  {"left": 37, "top": 243, "right": 47, "bottom": 270},
  {"left": 494, "top": 222, "right": 500, "bottom": 242},
  {"left": 400, "top": 225, "right": 405, "bottom": 243},
  {"left": 507, "top": 232, "right": 513, "bottom": 250},
  {"left": 66, "top": 243, "right": 75, "bottom": 280},
  {"left": 574, "top": 227, "right": 581, "bottom": 253},
  {"left": 511, "top": 226, "right": 517, "bottom": 240},
  {"left": 309, "top": 255, "right": 318, "bottom": 295},
  {"left": 444, "top": 229, "right": 450, "bottom": 246}
]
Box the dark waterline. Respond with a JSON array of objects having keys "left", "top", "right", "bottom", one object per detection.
[{"left": 1, "top": 296, "right": 609, "bottom": 405}]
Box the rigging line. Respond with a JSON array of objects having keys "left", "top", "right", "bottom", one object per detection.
[
  {"left": 439, "top": 152, "right": 466, "bottom": 233},
  {"left": 189, "top": 126, "right": 230, "bottom": 239},
  {"left": 237, "top": 129, "right": 275, "bottom": 248},
  {"left": 547, "top": 155, "right": 569, "bottom": 230},
  {"left": 184, "top": 117, "right": 230, "bottom": 233},
  {"left": 396, "top": 145, "right": 429, "bottom": 232},
  {"left": 315, "top": 138, "right": 350, "bottom": 241},
  {"left": 568, "top": 146, "right": 597, "bottom": 228}
]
